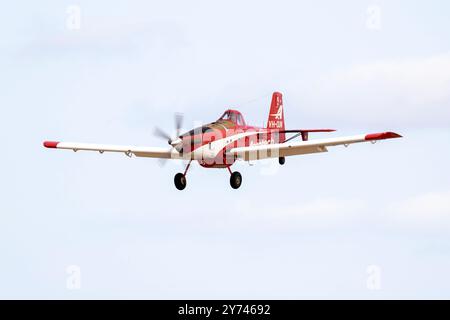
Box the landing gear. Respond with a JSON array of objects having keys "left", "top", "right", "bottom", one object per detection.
[
  {"left": 279, "top": 156, "right": 285, "bottom": 165},
  {"left": 230, "top": 172, "right": 242, "bottom": 189},
  {"left": 174, "top": 160, "right": 191, "bottom": 190},
  {"left": 227, "top": 167, "right": 242, "bottom": 189},
  {"left": 174, "top": 162, "right": 243, "bottom": 190},
  {"left": 174, "top": 173, "right": 186, "bottom": 190}
]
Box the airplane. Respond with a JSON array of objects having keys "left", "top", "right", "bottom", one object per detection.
[{"left": 43, "top": 92, "right": 402, "bottom": 190}]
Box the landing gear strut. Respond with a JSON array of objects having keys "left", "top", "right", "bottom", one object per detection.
[
  {"left": 228, "top": 167, "right": 242, "bottom": 189},
  {"left": 174, "top": 161, "right": 191, "bottom": 190}
]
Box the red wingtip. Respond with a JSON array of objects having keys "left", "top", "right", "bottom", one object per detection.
[
  {"left": 43, "top": 141, "right": 59, "bottom": 148},
  {"left": 365, "top": 132, "right": 402, "bottom": 141}
]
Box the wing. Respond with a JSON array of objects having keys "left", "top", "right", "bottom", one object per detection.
[
  {"left": 229, "top": 132, "right": 402, "bottom": 161},
  {"left": 43, "top": 141, "right": 184, "bottom": 159}
]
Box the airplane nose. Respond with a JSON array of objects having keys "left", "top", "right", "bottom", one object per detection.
[{"left": 170, "top": 138, "right": 182, "bottom": 146}]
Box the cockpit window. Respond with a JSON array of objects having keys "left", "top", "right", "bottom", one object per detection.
[
  {"left": 219, "top": 111, "right": 231, "bottom": 121},
  {"left": 219, "top": 110, "right": 245, "bottom": 125},
  {"left": 236, "top": 114, "right": 244, "bottom": 126}
]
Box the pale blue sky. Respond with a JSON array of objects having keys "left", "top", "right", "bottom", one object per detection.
[{"left": 1, "top": 0, "right": 450, "bottom": 299}]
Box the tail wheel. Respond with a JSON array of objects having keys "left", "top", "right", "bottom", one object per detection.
[
  {"left": 279, "top": 156, "right": 285, "bottom": 165},
  {"left": 174, "top": 173, "right": 187, "bottom": 190},
  {"left": 230, "top": 171, "right": 242, "bottom": 189}
]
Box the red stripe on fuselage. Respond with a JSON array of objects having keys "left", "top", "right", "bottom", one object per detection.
[{"left": 180, "top": 124, "right": 278, "bottom": 154}]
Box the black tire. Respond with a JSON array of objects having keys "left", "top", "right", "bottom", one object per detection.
[
  {"left": 230, "top": 171, "right": 242, "bottom": 189},
  {"left": 279, "top": 157, "right": 286, "bottom": 165},
  {"left": 174, "top": 173, "right": 187, "bottom": 190}
]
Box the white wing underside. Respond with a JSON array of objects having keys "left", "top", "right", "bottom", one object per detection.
[
  {"left": 229, "top": 133, "right": 401, "bottom": 161},
  {"left": 44, "top": 132, "right": 401, "bottom": 161},
  {"left": 47, "top": 142, "right": 184, "bottom": 159}
]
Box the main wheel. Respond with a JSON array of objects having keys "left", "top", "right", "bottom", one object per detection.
[
  {"left": 279, "top": 156, "right": 286, "bottom": 165},
  {"left": 174, "top": 173, "right": 187, "bottom": 190},
  {"left": 230, "top": 171, "right": 242, "bottom": 189}
]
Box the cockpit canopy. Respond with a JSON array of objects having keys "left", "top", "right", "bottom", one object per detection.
[
  {"left": 218, "top": 109, "right": 246, "bottom": 126},
  {"left": 180, "top": 109, "right": 246, "bottom": 138}
]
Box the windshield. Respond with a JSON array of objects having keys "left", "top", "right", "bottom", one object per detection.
[
  {"left": 219, "top": 111, "right": 235, "bottom": 122},
  {"left": 219, "top": 110, "right": 244, "bottom": 125}
]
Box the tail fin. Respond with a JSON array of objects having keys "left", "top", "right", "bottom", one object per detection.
[{"left": 267, "top": 92, "right": 285, "bottom": 142}]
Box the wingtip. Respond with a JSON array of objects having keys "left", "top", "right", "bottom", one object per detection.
[
  {"left": 43, "top": 141, "right": 59, "bottom": 148},
  {"left": 365, "top": 132, "right": 402, "bottom": 141}
]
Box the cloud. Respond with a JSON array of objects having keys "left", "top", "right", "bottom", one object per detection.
[
  {"left": 237, "top": 191, "right": 450, "bottom": 232},
  {"left": 182, "top": 191, "right": 450, "bottom": 232},
  {"left": 298, "top": 53, "right": 450, "bottom": 128},
  {"left": 232, "top": 197, "right": 367, "bottom": 230},
  {"left": 384, "top": 191, "right": 450, "bottom": 229},
  {"left": 15, "top": 20, "right": 189, "bottom": 62}
]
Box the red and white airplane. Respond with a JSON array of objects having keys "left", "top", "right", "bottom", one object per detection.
[{"left": 44, "top": 92, "right": 402, "bottom": 190}]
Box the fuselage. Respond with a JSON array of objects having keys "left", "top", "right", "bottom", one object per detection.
[{"left": 178, "top": 110, "right": 283, "bottom": 168}]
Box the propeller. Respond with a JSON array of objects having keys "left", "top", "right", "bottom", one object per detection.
[
  {"left": 154, "top": 113, "right": 185, "bottom": 166},
  {"left": 154, "top": 113, "right": 184, "bottom": 146},
  {"left": 154, "top": 127, "right": 172, "bottom": 142},
  {"left": 175, "top": 112, "right": 183, "bottom": 138}
]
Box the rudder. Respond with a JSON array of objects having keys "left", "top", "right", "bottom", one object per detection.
[{"left": 267, "top": 92, "right": 285, "bottom": 142}]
